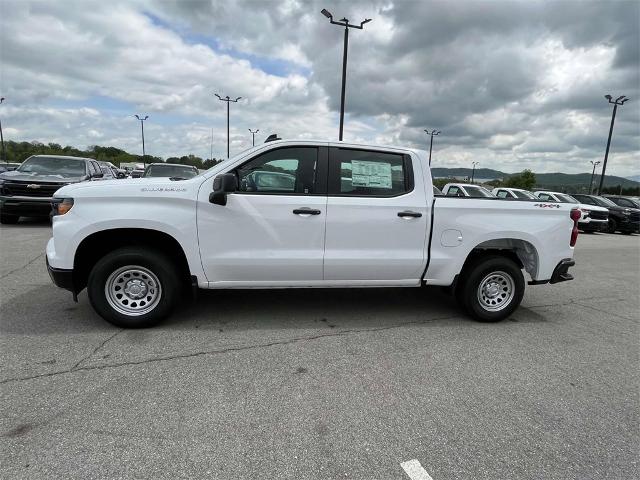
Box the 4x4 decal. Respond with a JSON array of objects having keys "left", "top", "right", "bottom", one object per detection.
[{"left": 533, "top": 203, "right": 561, "bottom": 208}]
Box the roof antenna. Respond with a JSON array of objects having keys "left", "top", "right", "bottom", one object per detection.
[{"left": 264, "top": 134, "right": 281, "bottom": 143}]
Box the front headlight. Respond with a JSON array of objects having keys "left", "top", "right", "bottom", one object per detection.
[{"left": 51, "top": 197, "right": 74, "bottom": 216}]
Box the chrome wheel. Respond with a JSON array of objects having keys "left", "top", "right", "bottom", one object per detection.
[
  {"left": 477, "top": 271, "right": 515, "bottom": 312},
  {"left": 105, "top": 265, "right": 162, "bottom": 317}
]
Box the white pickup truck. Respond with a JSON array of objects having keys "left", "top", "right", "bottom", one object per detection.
[{"left": 46, "top": 140, "right": 580, "bottom": 328}]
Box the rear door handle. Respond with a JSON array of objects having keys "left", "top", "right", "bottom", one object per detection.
[
  {"left": 293, "top": 208, "right": 321, "bottom": 215},
  {"left": 397, "top": 210, "right": 422, "bottom": 218}
]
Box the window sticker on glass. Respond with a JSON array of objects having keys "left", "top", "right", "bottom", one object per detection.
[{"left": 351, "top": 160, "right": 392, "bottom": 189}]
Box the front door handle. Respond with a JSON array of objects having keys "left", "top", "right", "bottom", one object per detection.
[
  {"left": 398, "top": 210, "right": 422, "bottom": 218},
  {"left": 293, "top": 208, "right": 321, "bottom": 215}
]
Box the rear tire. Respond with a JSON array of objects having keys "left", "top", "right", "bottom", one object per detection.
[
  {"left": 458, "top": 255, "right": 525, "bottom": 322},
  {"left": 0, "top": 213, "right": 19, "bottom": 224},
  {"left": 87, "top": 247, "right": 180, "bottom": 328}
]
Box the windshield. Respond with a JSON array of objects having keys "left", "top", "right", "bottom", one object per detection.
[
  {"left": 464, "top": 185, "right": 494, "bottom": 197},
  {"left": 513, "top": 190, "right": 537, "bottom": 199},
  {"left": 144, "top": 164, "right": 198, "bottom": 178},
  {"left": 593, "top": 196, "right": 618, "bottom": 207},
  {"left": 556, "top": 194, "right": 578, "bottom": 203},
  {"left": 17, "top": 156, "right": 87, "bottom": 178}
]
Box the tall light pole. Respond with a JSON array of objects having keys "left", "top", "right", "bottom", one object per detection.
[
  {"left": 249, "top": 128, "right": 259, "bottom": 147},
  {"left": 589, "top": 160, "right": 601, "bottom": 194},
  {"left": 210, "top": 128, "right": 214, "bottom": 163},
  {"left": 215, "top": 93, "right": 241, "bottom": 158},
  {"left": 321, "top": 9, "right": 371, "bottom": 141},
  {"left": 598, "top": 94, "right": 629, "bottom": 195},
  {"left": 134, "top": 114, "right": 148, "bottom": 166},
  {"left": 471, "top": 161, "right": 479, "bottom": 183},
  {"left": 0, "top": 97, "right": 6, "bottom": 164},
  {"left": 424, "top": 129, "right": 441, "bottom": 166}
]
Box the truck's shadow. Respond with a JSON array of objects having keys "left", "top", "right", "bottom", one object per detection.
[
  {"left": 165, "top": 286, "right": 465, "bottom": 331},
  {"left": 1, "top": 284, "right": 547, "bottom": 335}
]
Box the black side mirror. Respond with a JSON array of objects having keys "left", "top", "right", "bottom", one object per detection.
[{"left": 209, "top": 173, "right": 238, "bottom": 205}]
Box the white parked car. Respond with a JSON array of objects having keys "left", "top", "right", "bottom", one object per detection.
[
  {"left": 492, "top": 187, "right": 538, "bottom": 200},
  {"left": 534, "top": 191, "right": 609, "bottom": 233},
  {"left": 46, "top": 139, "right": 580, "bottom": 328},
  {"left": 442, "top": 183, "right": 495, "bottom": 198}
]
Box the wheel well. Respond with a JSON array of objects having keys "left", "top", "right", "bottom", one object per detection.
[
  {"left": 73, "top": 229, "right": 191, "bottom": 293},
  {"left": 461, "top": 238, "right": 539, "bottom": 280}
]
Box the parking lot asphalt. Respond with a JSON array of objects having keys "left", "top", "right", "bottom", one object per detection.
[{"left": 1, "top": 220, "right": 638, "bottom": 480}]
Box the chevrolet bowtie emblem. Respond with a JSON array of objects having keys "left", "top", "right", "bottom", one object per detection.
[{"left": 26, "top": 184, "right": 41, "bottom": 189}]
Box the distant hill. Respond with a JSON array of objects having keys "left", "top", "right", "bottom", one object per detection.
[
  {"left": 432, "top": 167, "right": 504, "bottom": 179},
  {"left": 626, "top": 174, "right": 640, "bottom": 182},
  {"left": 432, "top": 167, "right": 639, "bottom": 189}
]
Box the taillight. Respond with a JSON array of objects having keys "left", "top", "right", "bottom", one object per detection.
[{"left": 570, "top": 208, "right": 580, "bottom": 246}]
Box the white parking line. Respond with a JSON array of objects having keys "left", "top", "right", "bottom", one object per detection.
[{"left": 400, "top": 459, "right": 434, "bottom": 480}]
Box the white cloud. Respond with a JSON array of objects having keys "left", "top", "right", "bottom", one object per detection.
[{"left": 0, "top": 0, "right": 638, "bottom": 176}]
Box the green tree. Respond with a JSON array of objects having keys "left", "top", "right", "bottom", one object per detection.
[{"left": 504, "top": 169, "right": 536, "bottom": 190}]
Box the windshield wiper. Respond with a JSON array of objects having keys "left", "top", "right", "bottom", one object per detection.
[{"left": 169, "top": 176, "right": 187, "bottom": 181}]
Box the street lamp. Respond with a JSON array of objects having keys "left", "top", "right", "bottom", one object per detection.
[
  {"left": 471, "top": 161, "right": 479, "bottom": 183},
  {"left": 321, "top": 8, "right": 372, "bottom": 141},
  {"left": 597, "top": 94, "right": 629, "bottom": 195},
  {"left": 215, "top": 93, "right": 242, "bottom": 158},
  {"left": 249, "top": 128, "right": 259, "bottom": 147},
  {"left": 424, "top": 129, "right": 441, "bottom": 166},
  {"left": 134, "top": 114, "right": 148, "bottom": 166},
  {"left": 0, "top": 97, "right": 6, "bottom": 164},
  {"left": 589, "top": 160, "right": 601, "bottom": 194}
]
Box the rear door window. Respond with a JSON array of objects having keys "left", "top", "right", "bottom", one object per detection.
[{"left": 328, "top": 148, "right": 412, "bottom": 197}]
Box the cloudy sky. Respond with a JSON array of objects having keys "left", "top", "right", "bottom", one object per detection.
[{"left": 1, "top": 0, "right": 638, "bottom": 175}]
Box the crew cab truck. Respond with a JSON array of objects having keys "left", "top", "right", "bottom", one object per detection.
[{"left": 46, "top": 140, "right": 579, "bottom": 328}]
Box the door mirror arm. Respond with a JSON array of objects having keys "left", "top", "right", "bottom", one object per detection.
[{"left": 210, "top": 173, "right": 238, "bottom": 205}]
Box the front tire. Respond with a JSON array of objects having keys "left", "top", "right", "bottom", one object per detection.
[
  {"left": 458, "top": 255, "right": 525, "bottom": 322},
  {"left": 87, "top": 247, "right": 180, "bottom": 328},
  {"left": 608, "top": 218, "right": 617, "bottom": 233}
]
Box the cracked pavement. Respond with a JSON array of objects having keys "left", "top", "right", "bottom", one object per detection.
[{"left": 1, "top": 220, "right": 638, "bottom": 479}]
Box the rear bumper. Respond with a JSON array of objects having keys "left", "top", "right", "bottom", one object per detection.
[
  {"left": 529, "top": 258, "right": 575, "bottom": 285},
  {"left": 0, "top": 196, "right": 52, "bottom": 217},
  {"left": 46, "top": 256, "right": 74, "bottom": 292},
  {"left": 549, "top": 258, "right": 575, "bottom": 284}
]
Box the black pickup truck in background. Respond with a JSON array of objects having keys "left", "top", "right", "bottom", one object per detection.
[
  {"left": 573, "top": 194, "right": 640, "bottom": 234},
  {"left": 0, "top": 155, "right": 105, "bottom": 224},
  {"left": 604, "top": 195, "right": 640, "bottom": 210}
]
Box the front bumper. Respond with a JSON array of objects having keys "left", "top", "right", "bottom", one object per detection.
[
  {"left": 619, "top": 219, "right": 640, "bottom": 233},
  {"left": 46, "top": 256, "right": 74, "bottom": 292},
  {"left": 579, "top": 219, "right": 608, "bottom": 232},
  {"left": 0, "top": 195, "right": 53, "bottom": 217}
]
